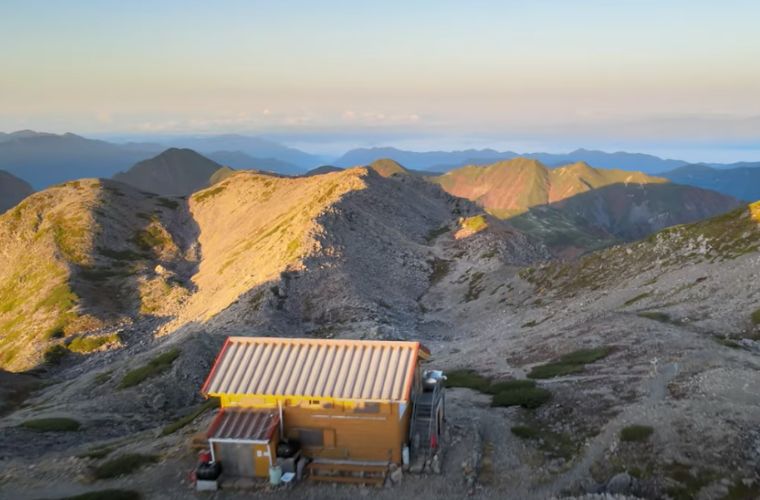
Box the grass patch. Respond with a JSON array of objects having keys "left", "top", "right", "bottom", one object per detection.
[
  {"left": 156, "top": 197, "right": 179, "bottom": 209},
  {"left": 511, "top": 423, "right": 577, "bottom": 461},
  {"left": 752, "top": 307, "right": 760, "bottom": 325},
  {"left": 557, "top": 346, "right": 612, "bottom": 365},
  {"left": 724, "top": 480, "right": 760, "bottom": 500},
  {"left": 444, "top": 369, "right": 492, "bottom": 392},
  {"left": 425, "top": 225, "right": 449, "bottom": 243},
  {"left": 131, "top": 226, "right": 171, "bottom": 252},
  {"left": 664, "top": 463, "right": 717, "bottom": 500},
  {"left": 77, "top": 446, "right": 115, "bottom": 460},
  {"left": 714, "top": 337, "right": 743, "bottom": 349},
  {"left": 160, "top": 398, "right": 219, "bottom": 436},
  {"left": 492, "top": 387, "right": 551, "bottom": 409},
  {"left": 429, "top": 258, "right": 450, "bottom": 286},
  {"left": 461, "top": 214, "right": 488, "bottom": 233},
  {"left": 638, "top": 311, "right": 672, "bottom": 323},
  {"left": 620, "top": 424, "right": 654, "bottom": 442},
  {"left": 464, "top": 271, "right": 485, "bottom": 302},
  {"left": 21, "top": 417, "right": 81, "bottom": 432},
  {"left": 97, "top": 247, "right": 145, "bottom": 261},
  {"left": 44, "top": 344, "right": 68, "bottom": 364},
  {"left": 59, "top": 490, "right": 142, "bottom": 500},
  {"left": 527, "top": 362, "right": 585, "bottom": 379},
  {"left": 94, "top": 371, "right": 113, "bottom": 385},
  {"left": 193, "top": 185, "right": 226, "bottom": 203},
  {"left": 92, "top": 454, "right": 159, "bottom": 480},
  {"left": 68, "top": 333, "right": 121, "bottom": 354},
  {"left": 511, "top": 425, "right": 540, "bottom": 439},
  {"left": 486, "top": 379, "right": 537, "bottom": 394},
  {"left": 528, "top": 346, "right": 612, "bottom": 379},
  {"left": 119, "top": 348, "right": 180, "bottom": 389},
  {"left": 623, "top": 292, "right": 651, "bottom": 307},
  {"left": 446, "top": 372, "right": 550, "bottom": 409}
]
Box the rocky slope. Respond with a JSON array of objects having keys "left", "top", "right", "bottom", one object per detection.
[
  {"left": 112, "top": 148, "right": 225, "bottom": 196},
  {"left": 0, "top": 169, "right": 34, "bottom": 213},
  {"left": 0, "top": 164, "right": 758, "bottom": 499}
]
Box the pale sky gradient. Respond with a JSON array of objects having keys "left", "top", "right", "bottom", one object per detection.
[{"left": 1, "top": 0, "right": 759, "bottom": 160}]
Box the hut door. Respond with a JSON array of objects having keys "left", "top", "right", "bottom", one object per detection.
[{"left": 254, "top": 444, "right": 272, "bottom": 477}]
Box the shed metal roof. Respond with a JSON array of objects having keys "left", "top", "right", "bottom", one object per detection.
[
  {"left": 207, "top": 408, "right": 279, "bottom": 442},
  {"left": 201, "top": 337, "right": 426, "bottom": 403}
]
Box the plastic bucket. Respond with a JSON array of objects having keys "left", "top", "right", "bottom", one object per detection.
[{"left": 269, "top": 465, "right": 282, "bottom": 486}]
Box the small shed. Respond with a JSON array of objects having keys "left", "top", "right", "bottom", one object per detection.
[
  {"left": 200, "top": 336, "right": 442, "bottom": 481},
  {"left": 206, "top": 408, "right": 279, "bottom": 478}
]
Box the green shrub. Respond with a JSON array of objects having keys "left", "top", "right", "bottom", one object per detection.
[
  {"left": 60, "top": 490, "right": 141, "bottom": 500},
  {"left": 425, "top": 225, "right": 449, "bottom": 243},
  {"left": 429, "top": 258, "right": 450, "bottom": 285},
  {"left": 156, "top": 197, "right": 179, "bottom": 209},
  {"left": 558, "top": 347, "right": 611, "bottom": 365},
  {"left": 486, "top": 379, "right": 536, "bottom": 395},
  {"left": 462, "top": 215, "right": 488, "bottom": 233},
  {"left": 511, "top": 425, "right": 539, "bottom": 439},
  {"left": 44, "top": 344, "right": 68, "bottom": 364},
  {"left": 527, "top": 362, "right": 585, "bottom": 379},
  {"left": 620, "top": 424, "right": 654, "bottom": 442},
  {"left": 623, "top": 292, "right": 651, "bottom": 306},
  {"left": 97, "top": 247, "right": 145, "bottom": 261},
  {"left": 92, "top": 454, "right": 159, "bottom": 479},
  {"left": 68, "top": 334, "right": 120, "bottom": 354},
  {"left": 444, "top": 369, "right": 492, "bottom": 392},
  {"left": 491, "top": 387, "right": 551, "bottom": 409},
  {"left": 77, "top": 446, "right": 115, "bottom": 460},
  {"left": 160, "top": 398, "right": 219, "bottom": 436},
  {"left": 638, "top": 311, "right": 672, "bottom": 323},
  {"left": 119, "top": 349, "right": 180, "bottom": 389},
  {"left": 21, "top": 417, "right": 80, "bottom": 432},
  {"left": 193, "top": 185, "right": 226, "bottom": 203},
  {"left": 752, "top": 307, "right": 760, "bottom": 325},
  {"left": 528, "top": 346, "right": 612, "bottom": 379}
]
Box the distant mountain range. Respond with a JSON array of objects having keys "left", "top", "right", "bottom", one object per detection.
[
  {"left": 0, "top": 131, "right": 163, "bottom": 189},
  {"left": 0, "top": 169, "right": 33, "bottom": 213},
  {"left": 333, "top": 147, "right": 691, "bottom": 173},
  {"left": 0, "top": 131, "right": 313, "bottom": 189},
  {"left": 166, "top": 134, "right": 322, "bottom": 168},
  {"left": 659, "top": 163, "right": 760, "bottom": 202},
  {"left": 2, "top": 130, "right": 759, "bottom": 202},
  {"left": 205, "top": 151, "right": 304, "bottom": 176}
]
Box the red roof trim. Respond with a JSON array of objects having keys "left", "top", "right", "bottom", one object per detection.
[{"left": 201, "top": 337, "right": 231, "bottom": 396}]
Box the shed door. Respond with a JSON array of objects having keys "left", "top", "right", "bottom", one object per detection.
[
  {"left": 214, "top": 442, "right": 255, "bottom": 478},
  {"left": 254, "top": 444, "right": 272, "bottom": 477}
]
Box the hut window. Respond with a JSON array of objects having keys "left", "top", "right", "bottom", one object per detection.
[
  {"left": 297, "top": 428, "right": 324, "bottom": 447},
  {"left": 355, "top": 402, "right": 380, "bottom": 413}
]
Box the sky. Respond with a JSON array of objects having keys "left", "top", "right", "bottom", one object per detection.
[{"left": 1, "top": 0, "right": 759, "bottom": 161}]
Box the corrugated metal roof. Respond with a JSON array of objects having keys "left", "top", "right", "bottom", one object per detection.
[
  {"left": 201, "top": 337, "right": 423, "bottom": 403},
  {"left": 207, "top": 409, "right": 279, "bottom": 442}
]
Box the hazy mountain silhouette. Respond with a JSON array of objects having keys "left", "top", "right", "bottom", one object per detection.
[
  {"left": 0, "top": 169, "right": 34, "bottom": 213},
  {"left": 205, "top": 151, "right": 305, "bottom": 176},
  {"left": 0, "top": 131, "right": 162, "bottom": 188},
  {"left": 335, "top": 146, "right": 690, "bottom": 173},
  {"left": 113, "top": 148, "right": 224, "bottom": 196},
  {"left": 660, "top": 163, "right": 760, "bottom": 201},
  {"left": 168, "top": 134, "right": 322, "bottom": 168}
]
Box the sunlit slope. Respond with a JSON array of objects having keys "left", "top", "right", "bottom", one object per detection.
[
  {"left": 0, "top": 180, "right": 193, "bottom": 370},
  {"left": 165, "top": 168, "right": 368, "bottom": 328}
]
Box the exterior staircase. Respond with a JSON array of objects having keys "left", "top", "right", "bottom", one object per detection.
[{"left": 409, "top": 381, "right": 444, "bottom": 467}]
